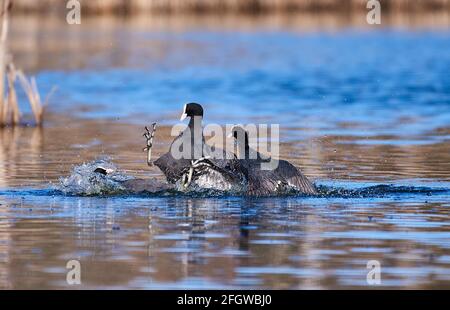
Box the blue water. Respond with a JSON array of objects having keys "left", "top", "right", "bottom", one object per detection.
[
  {"left": 1, "top": 25, "right": 450, "bottom": 289},
  {"left": 0, "top": 182, "right": 449, "bottom": 289},
  {"left": 34, "top": 31, "right": 450, "bottom": 142}
]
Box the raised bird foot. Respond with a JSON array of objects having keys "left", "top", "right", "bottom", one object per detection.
[{"left": 143, "top": 123, "right": 157, "bottom": 166}]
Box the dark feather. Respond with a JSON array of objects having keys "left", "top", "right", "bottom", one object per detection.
[{"left": 274, "top": 160, "right": 317, "bottom": 194}]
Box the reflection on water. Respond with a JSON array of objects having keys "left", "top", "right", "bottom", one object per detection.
[
  {"left": 0, "top": 191, "right": 449, "bottom": 289},
  {"left": 0, "top": 127, "right": 44, "bottom": 189},
  {"left": 9, "top": 13, "right": 450, "bottom": 73},
  {"left": 0, "top": 14, "right": 449, "bottom": 289}
]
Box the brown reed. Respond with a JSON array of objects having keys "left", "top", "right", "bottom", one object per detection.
[{"left": 0, "top": 0, "right": 52, "bottom": 127}]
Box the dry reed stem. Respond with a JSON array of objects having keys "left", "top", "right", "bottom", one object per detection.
[
  {"left": 16, "top": 69, "right": 44, "bottom": 126},
  {"left": 0, "top": 0, "right": 10, "bottom": 126},
  {"left": 6, "top": 62, "right": 19, "bottom": 125}
]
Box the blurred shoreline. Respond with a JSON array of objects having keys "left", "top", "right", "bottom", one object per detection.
[
  {"left": 9, "top": 0, "right": 450, "bottom": 14},
  {"left": 9, "top": 10, "right": 450, "bottom": 31},
  {"left": 7, "top": 11, "right": 450, "bottom": 73},
  {"left": 6, "top": 1, "right": 450, "bottom": 94}
]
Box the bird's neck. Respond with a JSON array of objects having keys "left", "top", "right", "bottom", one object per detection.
[
  {"left": 187, "top": 116, "right": 203, "bottom": 147},
  {"left": 236, "top": 140, "right": 252, "bottom": 159},
  {"left": 188, "top": 116, "right": 202, "bottom": 129}
]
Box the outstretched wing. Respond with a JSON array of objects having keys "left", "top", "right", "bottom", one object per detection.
[{"left": 275, "top": 160, "right": 317, "bottom": 194}]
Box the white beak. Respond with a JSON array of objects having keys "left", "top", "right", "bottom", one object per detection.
[{"left": 180, "top": 103, "right": 187, "bottom": 121}]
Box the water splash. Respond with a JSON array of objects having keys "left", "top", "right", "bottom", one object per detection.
[
  {"left": 2, "top": 183, "right": 447, "bottom": 199},
  {"left": 49, "top": 160, "right": 450, "bottom": 198},
  {"left": 315, "top": 184, "right": 449, "bottom": 198},
  {"left": 58, "top": 158, "right": 134, "bottom": 196}
]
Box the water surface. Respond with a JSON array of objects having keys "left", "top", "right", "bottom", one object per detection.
[{"left": 0, "top": 15, "right": 449, "bottom": 289}]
